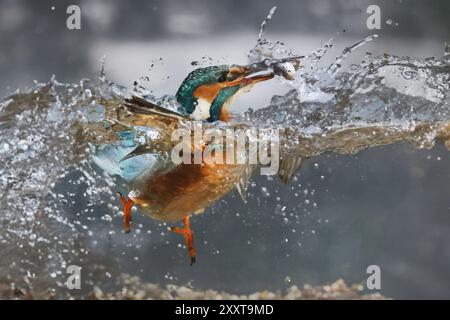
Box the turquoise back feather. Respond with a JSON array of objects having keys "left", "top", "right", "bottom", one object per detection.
[{"left": 175, "top": 65, "right": 228, "bottom": 115}]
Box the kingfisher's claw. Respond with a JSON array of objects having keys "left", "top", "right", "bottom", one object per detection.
[
  {"left": 170, "top": 216, "right": 196, "bottom": 265},
  {"left": 117, "top": 192, "right": 134, "bottom": 233}
]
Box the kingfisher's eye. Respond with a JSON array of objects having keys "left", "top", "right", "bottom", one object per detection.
[{"left": 218, "top": 72, "right": 227, "bottom": 82}]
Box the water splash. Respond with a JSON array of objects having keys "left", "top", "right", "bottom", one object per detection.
[
  {"left": 237, "top": 50, "right": 450, "bottom": 158},
  {"left": 0, "top": 77, "right": 128, "bottom": 296},
  {"left": 248, "top": 6, "right": 296, "bottom": 63},
  {"left": 244, "top": 7, "right": 450, "bottom": 157}
]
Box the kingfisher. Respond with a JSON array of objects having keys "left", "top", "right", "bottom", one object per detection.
[{"left": 88, "top": 57, "right": 303, "bottom": 265}]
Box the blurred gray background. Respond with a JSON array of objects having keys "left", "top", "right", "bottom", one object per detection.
[{"left": 1, "top": 0, "right": 450, "bottom": 299}]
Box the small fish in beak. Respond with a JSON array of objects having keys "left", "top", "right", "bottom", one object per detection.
[
  {"left": 241, "top": 56, "right": 303, "bottom": 84},
  {"left": 273, "top": 60, "right": 299, "bottom": 80}
]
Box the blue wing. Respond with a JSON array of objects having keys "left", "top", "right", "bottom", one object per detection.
[{"left": 91, "top": 130, "right": 159, "bottom": 182}]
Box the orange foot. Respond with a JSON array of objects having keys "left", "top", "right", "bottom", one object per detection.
[
  {"left": 170, "top": 216, "right": 196, "bottom": 265},
  {"left": 117, "top": 192, "right": 134, "bottom": 233}
]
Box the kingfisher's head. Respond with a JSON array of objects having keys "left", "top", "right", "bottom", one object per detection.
[{"left": 175, "top": 64, "right": 274, "bottom": 122}]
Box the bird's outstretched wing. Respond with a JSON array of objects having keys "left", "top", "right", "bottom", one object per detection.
[
  {"left": 83, "top": 95, "right": 188, "bottom": 182},
  {"left": 80, "top": 95, "right": 187, "bottom": 146}
]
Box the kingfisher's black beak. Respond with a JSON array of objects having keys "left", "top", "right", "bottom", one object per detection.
[
  {"left": 241, "top": 65, "right": 276, "bottom": 86},
  {"left": 226, "top": 56, "right": 303, "bottom": 87},
  {"left": 225, "top": 65, "right": 274, "bottom": 88}
]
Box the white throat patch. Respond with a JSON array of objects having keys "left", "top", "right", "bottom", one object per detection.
[{"left": 191, "top": 98, "right": 211, "bottom": 120}]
